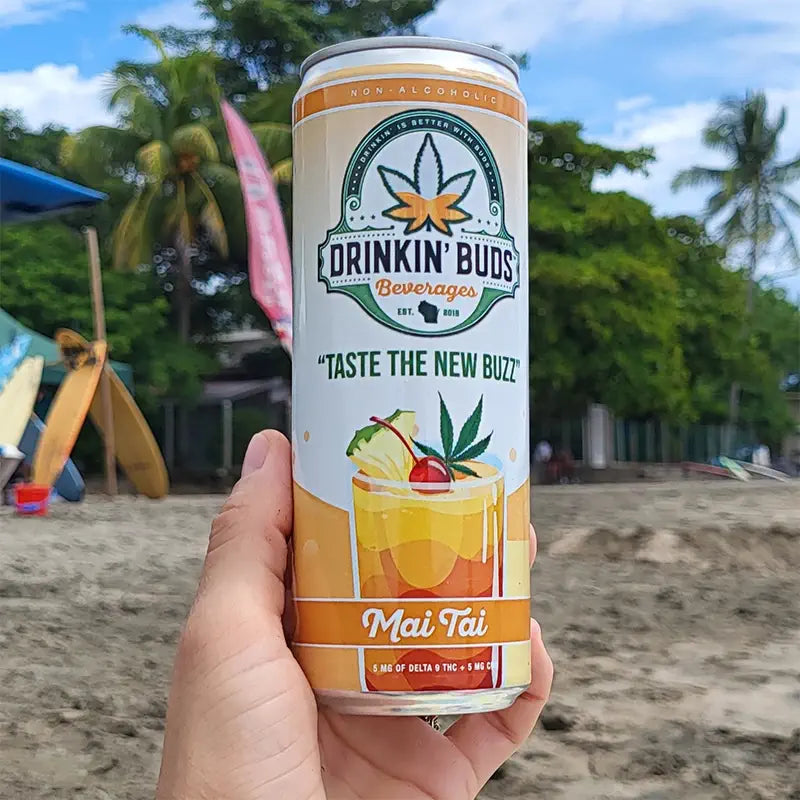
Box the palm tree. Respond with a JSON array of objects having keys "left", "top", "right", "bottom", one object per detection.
[
  {"left": 673, "top": 90, "right": 800, "bottom": 432},
  {"left": 62, "top": 26, "right": 292, "bottom": 342}
]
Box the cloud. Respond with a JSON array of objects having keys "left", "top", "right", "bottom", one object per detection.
[
  {"left": 595, "top": 90, "right": 800, "bottom": 213},
  {"left": 0, "top": 64, "right": 112, "bottom": 130},
  {"left": 0, "top": 0, "right": 83, "bottom": 28},
  {"left": 615, "top": 95, "right": 654, "bottom": 113},
  {"left": 420, "top": 0, "right": 559, "bottom": 50},
  {"left": 134, "top": 0, "right": 210, "bottom": 30},
  {"left": 423, "top": 0, "right": 800, "bottom": 53},
  {"left": 593, "top": 99, "right": 720, "bottom": 216},
  {"left": 594, "top": 90, "right": 800, "bottom": 290}
]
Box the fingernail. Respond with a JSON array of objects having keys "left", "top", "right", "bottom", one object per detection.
[{"left": 242, "top": 433, "right": 270, "bottom": 477}]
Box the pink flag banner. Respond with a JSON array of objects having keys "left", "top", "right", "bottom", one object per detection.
[{"left": 221, "top": 100, "right": 293, "bottom": 355}]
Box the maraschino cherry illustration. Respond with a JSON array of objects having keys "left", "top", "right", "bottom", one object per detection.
[{"left": 369, "top": 416, "right": 451, "bottom": 494}]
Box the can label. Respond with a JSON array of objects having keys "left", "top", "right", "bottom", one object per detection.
[
  {"left": 317, "top": 109, "right": 521, "bottom": 337},
  {"left": 292, "top": 70, "right": 530, "bottom": 695}
]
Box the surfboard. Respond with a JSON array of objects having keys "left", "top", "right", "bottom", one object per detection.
[
  {"left": 20, "top": 415, "right": 85, "bottom": 501},
  {"left": 718, "top": 456, "right": 750, "bottom": 482},
  {"left": 0, "top": 356, "right": 44, "bottom": 448},
  {"left": 59, "top": 329, "right": 168, "bottom": 498},
  {"left": 682, "top": 462, "right": 733, "bottom": 479},
  {"left": 32, "top": 338, "right": 106, "bottom": 489},
  {"left": 734, "top": 460, "right": 791, "bottom": 483},
  {"left": 0, "top": 445, "right": 24, "bottom": 492},
  {"left": 0, "top": 333, "right": 32, "bottom": 390}
]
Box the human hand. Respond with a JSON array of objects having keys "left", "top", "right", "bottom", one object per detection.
[{"left": 156, "top": 430, "right": 553, "bottom": 800}]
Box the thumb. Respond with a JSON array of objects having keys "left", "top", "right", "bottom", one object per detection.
[{"left": 197, "top": 430, "right": 293, "bottom": 624}]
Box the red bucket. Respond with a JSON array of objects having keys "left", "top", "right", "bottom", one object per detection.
[{"left": 14, "top": 484, "right": 50, "bottom": 516}]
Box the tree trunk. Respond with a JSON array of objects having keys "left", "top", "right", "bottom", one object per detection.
[
  {"left": 726, "top": 203, "right": 760, "bottom": 452},
  {"left": 175, "top": 240, "right": 192, "bottom": 343}
]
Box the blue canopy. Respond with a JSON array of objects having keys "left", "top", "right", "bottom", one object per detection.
[{"left": 0, "top": 158, "right": 106, "bottom": 223}]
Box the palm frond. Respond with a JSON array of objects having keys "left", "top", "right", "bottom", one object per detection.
[
  {"left": 136, "top": 140, "right": 172, "bottom": 182},
  {"left": 773, "top": 153, "right": 800, "bottom": 185},
  {"left": 704, "top": 188, "right": 732, "bottom": 219},
  {"left": 771, "top": 106, "right": 787, "bottom": 141},
  {"left": 672, "top": 166, "right": 729, "bottom": 193},
  {"left": 122, "top": 25, "right": 169, "bottom": 62},
  {"left": 112, "top": 187, "right": 158, "bottom": 270},
  {"left": 106, "top": 76, "right": 164, "bottom": 140},
  {"left": 702, "top": 124, "right": 737, "bottom": 153},
  {"left": 59, "top": 125, "right": 143, "bottom": 184},
  {"left": 130, "top": 93, "right": 165, "bottom": 141},
  {"left": 250, "top": 121, "right": 292, "bottom": 165},
  {"left": 242, "top": 78, "right": 300, "bottom": 124},
  {"left": 199, "top": 162, "right": 240, "bottom": 190},
  {"left": 106, "top": 79, "right": 142, "bottom": 110},
  {"left": 718, "top": 205, "right": 747, "bottom": 247},
  {"left": 778, "top": 190, "right": 800, "bottom": 218},
  {"left": 171, "top": 123, "right": 219, "bottom": 163},
  {"left": 191, "top": 172, "right": 229, "bottom": 259},
  {"left": 271, "top": 157, "right": 293, "bottom": 185},
  {"left": 771, "top": 205, "right": 800, "bottom": 265}
]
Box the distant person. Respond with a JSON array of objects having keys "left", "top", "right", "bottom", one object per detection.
[
  {"left": 533, "top": 439, "right": 552, "bottom": 483},
  {"left": 753, "top": 444, "right": 771, "bottom": 467},
  {"left": 553, "top": 446, "right": 576, "bottom": 484}
]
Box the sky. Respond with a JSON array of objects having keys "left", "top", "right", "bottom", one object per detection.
[{"left": 1, "top": 0, "right": 800, "bottom": 297}]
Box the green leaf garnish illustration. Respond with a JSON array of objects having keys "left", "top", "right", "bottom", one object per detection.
[
  {"left": 453, "top": 395, "right": 483, "bottom": 456},
  {"left": 414, "top": 394, "right": 493, "bottom": 478},
  {"left": 452, "top": 463, "right": 480, "bottom": 478},
  {"left": 412, "top": 439, "right": 445, "bottom": 460},
  {"left": 452, "top": 433, "right": 492, "bottom": 463},
  {"left": 439, "top": 391, "right": 454, "bottom": 459},
  {"left": 377, "top": 133, "right": 475, "bottom": 236}
]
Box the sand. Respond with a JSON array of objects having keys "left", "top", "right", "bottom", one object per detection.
[{"left": 1, "top": 480, "right": 799, "bottom": 799}]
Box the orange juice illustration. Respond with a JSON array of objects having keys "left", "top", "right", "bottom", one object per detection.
[{"left": 291, "top": 37, "right": 531, "bottom": 715}]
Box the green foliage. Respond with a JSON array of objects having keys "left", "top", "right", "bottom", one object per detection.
[
  {"left": 61, "top": 31, "right": 246, "bottom": 342},
  {"left": 529, "top": 120, "right": 799, "bottom": 442},
  {"left": 161, "top": 0, "right": 438, "bottom": 87},
  {"left": 0, "top": 222, "right": 213, "bottom": 409},
  {"left": 1, "top": 109, "right": 67, "bottom": 175},
  {"left": 529, "top": 120, "right": 688, "bottom": 420},
  {"left": 672, "top": 91, "right": 800, "bottom": 433}
]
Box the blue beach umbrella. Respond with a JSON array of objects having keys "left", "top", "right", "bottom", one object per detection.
[{"left": 0, "top": 157, "right": 106, "bottom": 223}]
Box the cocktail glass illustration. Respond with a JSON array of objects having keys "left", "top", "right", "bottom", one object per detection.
[
  {"left": 352, "top": 463, "right": 504, "bottom": 598},
  {"left": 346, "top": 398, "right": 504, "bottom": 599}
]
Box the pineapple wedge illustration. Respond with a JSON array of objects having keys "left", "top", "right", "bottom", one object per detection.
[{"left": 346, "top": 410, "right": 416, "bottom": 481}]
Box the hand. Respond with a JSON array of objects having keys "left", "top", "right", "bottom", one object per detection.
[{"left": 156, "top": 431, "right": 553, "bottom": 800}]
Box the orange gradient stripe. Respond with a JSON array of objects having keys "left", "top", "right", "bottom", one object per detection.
[
  {"left": 294, "top": 598, "right": 530, "bottom": 647},
  {"left": 293, "top": 77, "right": 526, "bottom": 125}
]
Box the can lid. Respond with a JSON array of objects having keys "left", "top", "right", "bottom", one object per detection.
[{"left": 300, "top": 36, "right": 520, "bottom": 82}]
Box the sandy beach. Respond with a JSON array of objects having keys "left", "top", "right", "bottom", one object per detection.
[{"left": 1, "top": 480, "right": 798, "bottom": 799}]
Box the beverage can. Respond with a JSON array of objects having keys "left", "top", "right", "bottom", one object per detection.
[{"left": 291, "top": 36, "right": 531, "bottom": 715}]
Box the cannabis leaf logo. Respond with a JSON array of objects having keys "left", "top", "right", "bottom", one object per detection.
[
  {"left": 377, "top": 133, "right": 475, "bottom": 236},
  {"left": 413, "top": 394, "right": 492, "bottom": 478}
]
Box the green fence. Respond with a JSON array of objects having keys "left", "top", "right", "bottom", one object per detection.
[
  {"left": 532, "top": 416, "right": 756, "bottom": 465},
  {"left": 612, "top": 420, "right": 754, "bottom": 463}
]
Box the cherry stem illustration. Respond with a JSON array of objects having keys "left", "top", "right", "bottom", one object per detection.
[{"left": 369, "top": 416, "right": 420, "bottom": 465}]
